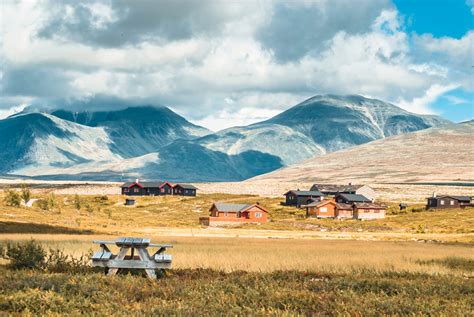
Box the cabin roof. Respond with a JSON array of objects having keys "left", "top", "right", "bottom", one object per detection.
[
  {"left": 211, "top": 202, "right": 268, "bottom": 213},
  {"left": 353, "top": 202, "right": 387, "bottom": 209},
  {"left": 336, "top": 193, "right": 371, "bottom": 202},
  {"left": 311, "top": 184, "right": 365, "bottom": 192},
  {"left": 212, "top": 203, "right": 252, "bottom": 212},
  {"left": 174, "top": 184, "right": 197, "bottom": 190},
  {"left": 335, "top": 203, "right": 353, "bottom": 209},
  {"left": 428, "top": 195, "right": 472, "bottom": 202},
  {"left": 284, "top": 190, "right": 324, "bottom": 197},
  {"left": 121, "top": 181, "right": 173, "bottom": 188},
  {"left": 303, "top": 200, "right": 335, "bottom": 208}
]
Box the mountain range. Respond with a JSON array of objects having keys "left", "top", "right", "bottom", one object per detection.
[{"left": 0, "top": 94, "right": 451, "bottom": 181}]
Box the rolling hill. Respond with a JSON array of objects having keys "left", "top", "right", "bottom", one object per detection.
[{"left": 250, "top": 121, "right": 474, "bottom": 184}]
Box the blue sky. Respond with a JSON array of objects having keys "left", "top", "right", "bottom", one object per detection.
[
  {"left": 393, "top": 0, "right": 473, "bottom": 122},
  {"left": 0, "top": 0, "right": 472, "bottom": 129},
  {"left": 394, "top": 0, "right": 472, "bottom": 38}
]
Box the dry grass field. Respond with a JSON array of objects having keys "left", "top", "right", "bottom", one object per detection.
[
  {"left": 1, "top": 234, "right": 473, "bottom": 275},
  {"left": 0, "top": 191, "right": 473, "bottom": 241},
  {"left": 1, "top": 188, "right": 473, "bottom": 315}
]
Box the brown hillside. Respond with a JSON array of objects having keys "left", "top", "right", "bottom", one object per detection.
[{"left": 250, "top": 121, "right": 474, "bottom": 184}]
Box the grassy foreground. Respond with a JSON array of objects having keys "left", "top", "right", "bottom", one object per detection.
[{"left": 1, "top": 266, "right": 473, "bottom": 315}]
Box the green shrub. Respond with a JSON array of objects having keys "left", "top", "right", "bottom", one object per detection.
[
  {"left": 93, "top": 195, "right": 109, "bottom": 203},
  {"left": 74, "top": 194, "right": 81, "bottom": 210},
  {"left": 0, "top": 240, "right": 91, "bottom": 273},
  {"left": 36, "top": 199, "right": 49, "bottom": 211},
  {"left": 20, "top": 184, "right": 31, "bottom": 204},
  {"left": 3, "top": 189, "right": 21, "bottom": 207},
  {"left": 0, "top": 240, "right": 46, "bottom": 270},
  {"left": 45, "top": 248, "right": 91, "bottom": 274},
  {"left": 418, "top": 257, "right": 474, "bottom": 271},
  {"left": 85, "top": 204, "right": 94, "bottom": 214}
]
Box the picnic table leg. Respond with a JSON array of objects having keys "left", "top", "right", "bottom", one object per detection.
[
  {"left": 137, "top": 248, "right": 157, "bottom": 280},
  {"left": 107, "top": 247, "right": 129, "bottom": 277}
]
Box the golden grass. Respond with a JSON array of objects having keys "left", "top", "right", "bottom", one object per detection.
[
  {"left": 1, "top": 192, "right": 473, "bottom": 242},
  {"left": 1, "top": 234, "right": 473, "bottom": 276}
]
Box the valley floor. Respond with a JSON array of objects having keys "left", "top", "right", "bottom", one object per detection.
[{"left": 1, "top": 187, "right": 473, "bottom": 315}]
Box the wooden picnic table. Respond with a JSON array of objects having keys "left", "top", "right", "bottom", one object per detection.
[{"left": 91, "top": 237, "right": 173, "bottom": 279}]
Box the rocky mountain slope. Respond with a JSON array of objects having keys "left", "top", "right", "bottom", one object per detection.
[
  {"left": 250, "top": 121, "right": 474, "bottom": 184},
  {"left": 0, "top": 95, "right": 451, "bottom": 181},
  {"left": 0, "top": 112, "right": 121, "bottom": 175},
  {"left": 52, "top": 106, "right": 210, "bottom": 157}
]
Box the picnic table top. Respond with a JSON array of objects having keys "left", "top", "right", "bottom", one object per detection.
[{"left": 93, "top": 237, "right": 173, "bottom": 248}]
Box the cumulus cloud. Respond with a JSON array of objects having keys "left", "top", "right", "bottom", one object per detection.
[
  {"left": 36, "top": 0, "right": 260, "bottom": 47},
  {"left": 257, "top": 0, "right": 393, "bottom": 62},
  {"left": 0, "top": 0, "right": 472, "bottom": 130}
]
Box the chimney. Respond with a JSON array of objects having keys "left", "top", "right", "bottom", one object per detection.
[
  {"left": 348, "top": 182, "right": 352, "bottom": 186},
  {"left": 135, "top": 178, "right": 140, "bottom": 184},
  {"left": 432, "top": 192, "right": 436, "bottom": 198},
  {"left": 256, "top": 202, "right": 260, "bottom": 205}
]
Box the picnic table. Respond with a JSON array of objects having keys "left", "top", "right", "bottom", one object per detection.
[{"left": 91, "top": 237, "right": 173, "bottom": 279}]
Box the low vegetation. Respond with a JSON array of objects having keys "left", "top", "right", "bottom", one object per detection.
[
  {"left": 0, "top": 191, "right": 472, "bottom": 242},
  {"left": 0, "top": 241, "right": 472, "bottom": 315}
]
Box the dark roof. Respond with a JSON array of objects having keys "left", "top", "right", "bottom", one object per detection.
[
  {"left": 336, "top": 193, "right": 371, "bottom": 202},
  {"left": 212, "top": 203, "right": 252, "bottom": 212},
  {"left": 121, "top": 181, "right": 165, "bottom": 188},
  {"left": 450, "top": 196, "right": 472, "bottom": 202},
  {"left": 353, "top": 202, "right": 387, "bottom": 209},
  {"left": 285, "top": 190, "right": 324, "bottom": 197},
  {"left": 311, "top": 184, "right": 365, "bottom": 192},
  {"left": 429, "top": 195, "right": 472, "bottom": 202},
  {"left": 174, "top": 184, "right": 197, "bottom": 190}
]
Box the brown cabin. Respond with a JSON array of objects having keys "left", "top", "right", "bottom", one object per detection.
[
  {"left": 305, "top": 200, "right": 336, "bottom": 218},
  {"left": 121, "top": 180, "right": 173, "bottom": 196},
  {"left": 335, "top": 203, "right": 354, "bottom": 219},
  {"left": 284, "top": 190, "right": 324, "bottom": 208},
  {"left": 304, "top": 200, "right": 354, "bottom": 219},
  {"left": 426, "top": 195, "right": 472, "bottom": 209},
  {"left": 353, "top": 203, "right": 387, "bottom": 220},
  {"left": 200, "top": 203, "right": 269, "bottom": 226},
  {"left": 173, "top": 184, "right": 197, "bottom": 196}
]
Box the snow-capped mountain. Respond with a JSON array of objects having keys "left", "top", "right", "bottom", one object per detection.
[
  {"left": 0, "top": 95, "right": 450, "bottom": 181},
  {"left": 191, "top": 94, "right": 450, "bottom": 165},
  {"left": 52, "top": 106, "right": 210, "bottom": 157},
  {"left": 0, "top": 112, "right": 121, "bottom": 175}
]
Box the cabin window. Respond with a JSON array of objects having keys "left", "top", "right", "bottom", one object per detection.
[
  {"left": 161, "top": 188, "right": 164, "bottom": 193},
  {"left": 450, "top": 200, "right": 454, "bottom": 205},
  {"left": 124, "top": 188, "right": 129, "bottom": 193},
  {"left": 374, "top": 210, "right": 380, "bottom": 213},
  {"left": 364, "top": 209, "right": 369, "bottom": 213},
  {"left": 440, "top": 200, "right": 445, "bottom": 205},
  {"left": 255, "top": 212, "right": 262, "bottom": 218},
  {"left": 320, "top": 207, "right": 327, "bottom": 213},
  {"left": 134, "top": 188, "right": 139, "bottom": 193},
  {"left": 224, "top": 212, "right": 228, "bottom": 217}
]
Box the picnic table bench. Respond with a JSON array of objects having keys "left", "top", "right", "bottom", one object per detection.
[{"left": 91, "top": 237, "right": 173, "bottom": 279}]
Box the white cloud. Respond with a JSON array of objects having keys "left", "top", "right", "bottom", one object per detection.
[
  {"left": 0, "top": 1, "right": 472, "bottom": 128},
  {"left": 444, "top": 95, "right": 469, "bottom": 105},
  {"left": 397, "top": 84, "right": 458, "bottom": 114},
  {"left": 193, "top": 106, "right": 282, "bottom": 131}
]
